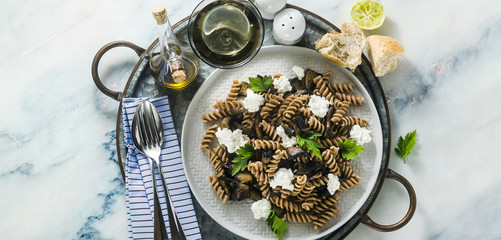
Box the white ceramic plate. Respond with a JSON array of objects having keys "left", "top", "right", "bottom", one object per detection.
[{"left": 181, "top": 46, "right": 383, "bottom": 240}]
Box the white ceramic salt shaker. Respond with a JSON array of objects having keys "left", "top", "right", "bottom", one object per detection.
[
  {"left": 255, "top": 0, "right": 287, "bottom": 20},
  {"left": 272, "top": 8, "right": 306, "bottom": 45}
]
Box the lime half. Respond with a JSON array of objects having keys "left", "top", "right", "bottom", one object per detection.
[{"left": 350, "top": 0, "right": 385, "bottom": 30}]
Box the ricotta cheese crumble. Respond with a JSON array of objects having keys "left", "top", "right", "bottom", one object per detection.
[
  {"left": 327, "top": 173, "right": 340, "bottom": 195},
  {"left": 251, "top": 198, "right": 271, "bottom": 219},
  {"left": 276, "top": 125, "right": 297, "bottom": 147},
  {"left": 308, "top": 95, "right": 331, "bottom": 118},
  {"left": 243, "top": 89, "right": 265, "bottom": 113},
  {"left": 269, "top": 168, "right": 295, "bottom": 191},
  {"left": 350, "top": 125, "right": 372, "bottom": 145},
  {"left": 273, "top": 75, "right": 292, "bottom": 94},
  {"left": 292, "top": 66, "right": 305, "bottom": 79},
  {"left": 215, "top": 128, "right": 248, "bottom": 153}
]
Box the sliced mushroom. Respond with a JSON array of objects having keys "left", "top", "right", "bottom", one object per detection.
[
  {"left": 282, "top": 125, "right": 295, "bottom": 137},
  {"left": 262, "top": 149, "right": 273, "bottom": 164},
  {"left": 263, "top": 149, "right": 274, "bottom": 158},
  {"left": 294, "top": 89, "right": 309, "bottom": 97},
  {"left": 294, "top": 116, "right": 310, "bottom": 135},
  {"left": 324, "top": 107, "right": 336, "bottom": 137},
  {"left": 238, "top": 82, "right": 250, "bottom": 96},
  {"left": 308, "top": 162, "right": 326, "bottom": 179},
  {"left": 234, "top": 171, "right": 253, "bottom": 184},
  {"left": 289, "top": 77, "right": 305, "bottom": 92},
  {"left": 317, "top": 185, "right": 330, "bottom": 198},
  {"left": 249, "top": 186, "right": 262, "bottom": 201},
  {"left": 254, "top": 118, "right": 264, "bottom": 139},
  {"left": 230, "top": 182, "right": 250, "bottom": 201},
  {"left": 271, "top": 204, "right": 286, "bottom": 219},
  {"left": 220, "top": 117, "right": 231, "bottom": 129},
  {"left": 286, "top": 147, "right": 306, "bottom": 160},
  {"left": 304, "top": 68, "right": 321, "bottom": 94},
  {"left": 294, "top": 162, "right": 311, "bottom": 176},
  {"left": 294, "top": 161, "right": 325, "bottom": 179},
  {"left": 277, "top": 158, "right": 293, "bottom": 169},
  {"left": 222, "top": 164, "right": 233, "bottom": 178}
]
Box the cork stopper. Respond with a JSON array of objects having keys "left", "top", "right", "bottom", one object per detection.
[{"left": 152, "top": 6, "right": 167, "bottom": 25}]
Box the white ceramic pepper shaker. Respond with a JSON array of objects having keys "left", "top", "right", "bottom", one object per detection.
[
  {"left": 272, "top": 8, "right": 306, "bottom": 45},
  {"left": 255, "top": 0, "right": 287, "bottom": 20}
]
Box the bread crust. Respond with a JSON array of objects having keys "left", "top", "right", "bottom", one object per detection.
[
  {"left": 366, "top": 35, "right": 404, "bottom": 77},
  {"left": 315, "top": 23, "right": 365, "bottom": 72}
]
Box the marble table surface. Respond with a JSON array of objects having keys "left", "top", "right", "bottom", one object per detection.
[{"left": 2, "top": 0, "right": 501, "bottom": 239}]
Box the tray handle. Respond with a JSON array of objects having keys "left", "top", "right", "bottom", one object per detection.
[
  {"left": 361, "top": 169, "right": 417, "bottom": 232},
  {"left": 91, "top": 41, "right": 145, "bottom": 101}
]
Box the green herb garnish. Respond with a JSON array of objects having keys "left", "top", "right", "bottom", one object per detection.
[
  {"left": 297, "top": 132, "right": 323, "bottom": 159},
  {"left": 266, "top": 210, "right": 288, "bottom": 239},
  {"left": 231, "top": 144, "right": 254, "bottom": 176},
  {"left": 395, "top": 130, "right": 417, "bottom": 164},
  {"left": 249, "top": 75, "right": 272, "bottom": 92},
  {"left": 338, "top": 139, "right": 364, "bottom": 160}
]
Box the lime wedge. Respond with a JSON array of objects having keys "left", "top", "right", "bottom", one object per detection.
[{"left": 350, "top": 0, "right": 385, "bottom": 30}]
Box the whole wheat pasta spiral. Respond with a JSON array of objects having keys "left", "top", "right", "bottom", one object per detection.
[
  {"left": 225, "top": 79, "right": 242, "bottom": 101},
  {"left": 252, "top": 139, "right": 284, "bottom": 150},
  {"left": 284, "top": 212, "right": 318, "bottom": 223},
  {"left": 248, "top": 161, "right": 269, "bottom": 185},
  {"left": 313, "top": 207, "right": 339, "bottom": 230},
  {"left": 291, "top": 174, "right": 307, "bottom": 196},
  {"left": 298, "top": 107, "right": 313, "bottom": 119},
  {"left": 307, "top": 116, "right": 326, "bottom": 136},
  {"left": 213, "top": 145, "right": 230, "bottom": 165},
  {"left": 329, "top": 82, "right": 354, "bottom": 93},
  {"left": 313, "top": 72, "right": 335, "bottom": 103},
  {"left": 208, "top": 149, "right": 225, "bottom": 178},
  {"left": 266, "top": 149, "right": 287, "bottom": 177},
  {"left": 339, "top": 166, "right": 362, "bottom": 191},
  {"left": 202, "top": 109, "right": 232, "bottom": 122},
  {"left": 298, "top": 182, "right": 316, "bottom": 201},
  {"left": 331, "top": 99, "right": 350, "bottom": 123},
  {"left": 212, "top": 100, "right": 244, "bottom": 111},
  {"left": 200, "top": 124, "right": 218, "bottom": 151},
  {"left": 283, "top": 94, "right": 309, "bottom": 120},
  {"left": 270, "top": 195, "right": 301, "bottom": 212},
  {"left": 277, "top": 94, "right": 297, "bottom": 118},
  {"left": 340, "top": 116, "right": 369, "bottom": 127},
  {"left": 335, "top": 92, "right": 364, "bottom": 105},
  {"left": 260, "top": 94, "right": 284, "bottom": 120},
  {"left": 209, "top": 175, "right": 229, "bottom": 203},
  {"left": 322, "top": 146, "right": 340, "bottom": 175},
  {"left": 259, "top": 120, "right": 280, "bottom": 142},
  {"left": 310, "top": 175, "right": 329, "bottom": 187}
]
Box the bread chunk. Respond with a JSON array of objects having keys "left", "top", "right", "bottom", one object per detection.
[
  {"left": 366, "top": 35, "right": 404, "bottom": 77},
  {"left": 315, "top": 23, "right": 366, "bottom": 72}
]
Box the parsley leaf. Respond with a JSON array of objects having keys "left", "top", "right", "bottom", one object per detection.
[
  {"left": 338, "top": 139, "right": 364, "bottom": 160},
  {"left": 296, "top": 132, "right": 323, "bottom": 159},
  {"left": 231, "top": 156, "right": 248, "bottom": 176},
  {"left": 394, "top": 130, "right": 417, "bottom": 164},
  {"left": 266, "top": 210, "right": 288, "bottom": 239},
  {"left": 232, "top": 144, "right": 254, "bottom": 176},
  {"left": 249, "top": 75, "right": 272, "bottom": 92}
]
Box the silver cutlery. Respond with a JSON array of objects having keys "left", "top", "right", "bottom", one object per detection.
[{"left": 132, "top": 100, "right": 185, "bottom": 240}]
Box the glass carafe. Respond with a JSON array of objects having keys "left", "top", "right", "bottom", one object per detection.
[{"left": 150, "top": 6, "right": 199, "bottom": 90}]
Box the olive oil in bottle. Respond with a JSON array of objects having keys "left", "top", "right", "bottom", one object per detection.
[{"left": 150, "top": 6, "right": 199, "bottom": 90}]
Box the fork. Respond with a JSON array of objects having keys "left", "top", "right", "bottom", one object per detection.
[{"left": 132, "top": 100, "right": 185, "bottom": 240}]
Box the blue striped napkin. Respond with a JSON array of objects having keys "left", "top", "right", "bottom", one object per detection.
[{"left": 122, "top": 96, "right": 202, "bottom": 240}]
